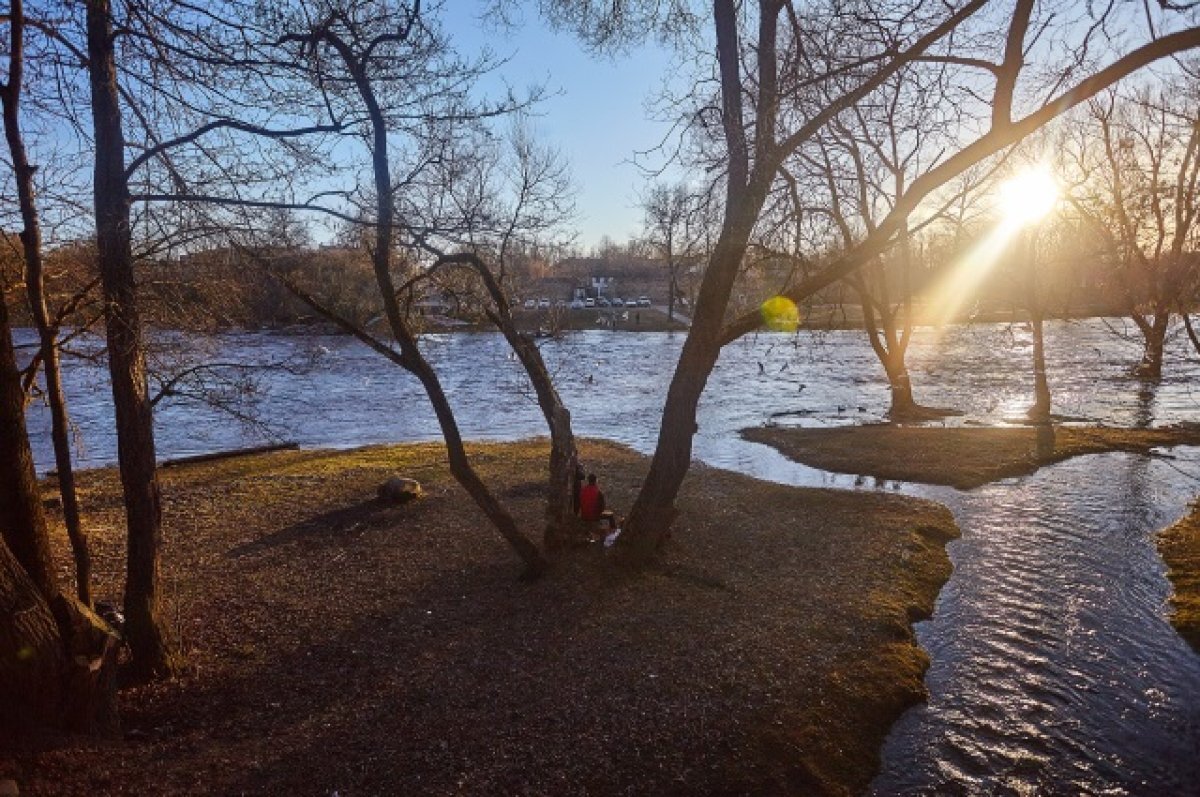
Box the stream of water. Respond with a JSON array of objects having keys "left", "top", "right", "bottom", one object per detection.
[{"left": 17, "top": 318, "right": 1200, "bottom": 793}]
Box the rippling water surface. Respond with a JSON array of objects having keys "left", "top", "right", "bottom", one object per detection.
[{"left": 17, "top": 318, "right": 1200, "bottom": 793}]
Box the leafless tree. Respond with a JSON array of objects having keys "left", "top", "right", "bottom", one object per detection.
[
  {"left": 1064, "top": 82, "right": 1200, "bottom": 379},
  {"left": 1, "top": 0, "right": 93, "bottom": 605}
]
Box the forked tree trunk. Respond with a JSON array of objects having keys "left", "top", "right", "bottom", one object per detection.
[
  {"left": 1, "top": 1, "right": 93, "bottom": 606},
  {"left": 86, "top": 0, "right": 175, "bottom": 679},
  {"left": 470, "top": 263, "right": 578, "bottom": 550},
  {"left": 330, "top": 39, "right": 548, "bottom": 577}
]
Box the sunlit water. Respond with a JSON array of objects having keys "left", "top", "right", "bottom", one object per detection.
[{"left": 17, "top": 318, "right": 1200, "bottom": 792}]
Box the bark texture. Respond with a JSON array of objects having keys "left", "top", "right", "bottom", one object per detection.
[{"left": 0, "top": 293, "right": 57, "bottom": 597}]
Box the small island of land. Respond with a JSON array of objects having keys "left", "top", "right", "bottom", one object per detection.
[
  {"left": 744, "top": 423, "right": 1200, "bottom": 654},
  {"left": 4, "top": 439, "right": 957, "bottom": 796}
]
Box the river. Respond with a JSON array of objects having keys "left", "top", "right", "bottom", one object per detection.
[{"left": 17, "top": 317, "right": 1200, "bottom": 794}]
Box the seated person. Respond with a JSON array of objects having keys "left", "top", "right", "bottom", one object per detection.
[{"left": 578, "top": 473, "right": 617, "bottom": 531}]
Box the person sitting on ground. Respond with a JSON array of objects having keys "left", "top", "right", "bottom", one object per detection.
[{"left": 579, "top": 473, "right": 617, "bottom": 532}]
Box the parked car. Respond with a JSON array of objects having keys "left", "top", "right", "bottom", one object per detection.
[
  {"left": 637, "top": 296, "right": 651, "bottom": 307},
  {"left": 597, "top": 297, "right": 611, "bottom": 308},
  {"left": 554, "top": 299, "right": 567, "bottom": 308},
  {"left": 522, "top": 298, "right": 536, "bottom": 309},
  {"left": 585, "top": 297, "right": 596, "bottom": 308},
  {"left": 569, "top": 299, "right": 585, "bottom": 309},
  {"left": 612, "top": 297, "right": 625, "bottom": 307}
]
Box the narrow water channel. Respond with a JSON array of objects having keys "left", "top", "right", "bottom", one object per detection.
[{"left": 867, "top": 452, "right": 1200, "bottom": 795}]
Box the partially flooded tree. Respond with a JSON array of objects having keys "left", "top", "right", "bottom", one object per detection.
[
  {"left": 790, "top": 71, "right": 974, "bottom": 418},
  {"left": 1065, "top": 83, "right": 1200, "bottom": 379},
  {"left": 548, "top": 1, "right": 1200, "bottom": 563}
]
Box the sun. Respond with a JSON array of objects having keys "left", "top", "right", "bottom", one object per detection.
[{"left": 998, "top": 167, "right": 1059, "bottom": 225}]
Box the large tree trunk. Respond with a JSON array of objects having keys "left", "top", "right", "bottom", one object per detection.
[
  {"left": 0, "top": 539, "right": 121, "bottom": 742},
  {"left": 1, "top": 1, "right": 93, "bottom": 606},
  {"left": 0, "top": 294, "right": 57, "bottom": 597},
  {"left": 0, "top": 539, "right": 65, "bottom": 741},
  {"left": 619, "top": 190, "right": 765, "bottom": 562},
  {"left": 86, "top": 0, "right": 175, "bottom": 680}
]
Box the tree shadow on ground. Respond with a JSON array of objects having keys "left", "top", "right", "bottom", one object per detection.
[{"left": 225, "top": 498, "right": 428, "bottom": 558}]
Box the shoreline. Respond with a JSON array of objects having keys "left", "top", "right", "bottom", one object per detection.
[{"left": 4, "top": 439, "right": 957, "bottom": 795}]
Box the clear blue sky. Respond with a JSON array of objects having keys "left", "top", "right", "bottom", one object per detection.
[{"left": 442, "top": 5, "right": 682, "bottom": 252}]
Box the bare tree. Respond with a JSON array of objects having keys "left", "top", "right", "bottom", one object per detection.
[
  {"left": 272, "top": 0, "right": 550, "bottom": 575},
  {"left": 1065, "top": 84, "right": 1200, "bottom": 379},
  {"left": 642, "top": 182, "right": 705, "bottom": 322},
  {"left": 2, "top": 0, "right": 93, "bottom": 606}
]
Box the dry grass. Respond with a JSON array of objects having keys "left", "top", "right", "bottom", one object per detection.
[
  {"left": 743, "top": 424, "right": 1200, "bottom": 490},
  {"left": 4, "top": 439, "right": 956, "bottom": 796},
  {"left": 1159, "top": 505, "right": 1200, "bottom": 654}
]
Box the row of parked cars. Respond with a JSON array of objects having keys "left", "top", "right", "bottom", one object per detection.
[{"left": 521, "top": 296, "right": 652, "bottom": 310}]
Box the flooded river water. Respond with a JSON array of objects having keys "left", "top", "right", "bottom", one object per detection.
[{"left": 18, "top": 318, "right": 1200, "bottom": 793}]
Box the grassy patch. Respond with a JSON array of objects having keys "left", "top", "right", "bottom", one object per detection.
[
  {"left": 1160, "top": 506, "right": 1200, "bottom": 654},
  {"left": 8, "top": 439, "right": 957, "bottom": 796},
  {"left": 743, "top": 424, "right": 1200, "bottom": 489}
]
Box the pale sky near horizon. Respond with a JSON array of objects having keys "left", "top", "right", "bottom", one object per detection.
[{"left": 441, "top": 5, "right": 685, "bottom": 252}]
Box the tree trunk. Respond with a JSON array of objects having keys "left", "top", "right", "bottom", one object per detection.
[
  {"left": 1133, "top": 311, "right": 1169, "bottom": 380},
  {"left": 0, "top": 295, "right": 58, "bottom": 600},
  {"left": 1028, "top": 304, "right": 1052, "bottom": 420},
  {"left": 1024, "top": 233, "right": 1051, "bottom": 421},
  {"left": 885, "top": 356, "right": 917, "bottom": 418},
  {"left": 619, "top": 191, "right": 764, "bottom": 562},
  {"left": 0, "top": 539, "right": 65, "bottom": 742},
  {"left": 1, "top": 2, "right": 93, "bottom": 606},
  {"left": 0, "top": 539, "right": 121, "bottom": 742},
  {"left": 86, "top": 0, "right": 175, "bottom": 679},
  {"left": 492, "top": 312, "right": 577, "bottom": 550}
]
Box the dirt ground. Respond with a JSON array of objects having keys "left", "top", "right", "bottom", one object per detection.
[
  {"left": 746, "top": 423, "right": 1200, "bottom": 656},
  {"left": 2, "top": 439, "right": 957, "bottom": 796}
]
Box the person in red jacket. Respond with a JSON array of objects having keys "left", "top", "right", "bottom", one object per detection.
[{"left": 578, "top": 473, "right": 617, "bottom": 532}]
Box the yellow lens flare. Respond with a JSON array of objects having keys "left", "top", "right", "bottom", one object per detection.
[{"left": 761, "top": 296, "right": 800, "bottom": 332}]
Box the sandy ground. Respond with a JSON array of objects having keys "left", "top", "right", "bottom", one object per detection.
[{"left": 3, "top": 438, "right": 956, "bottom": 796}]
